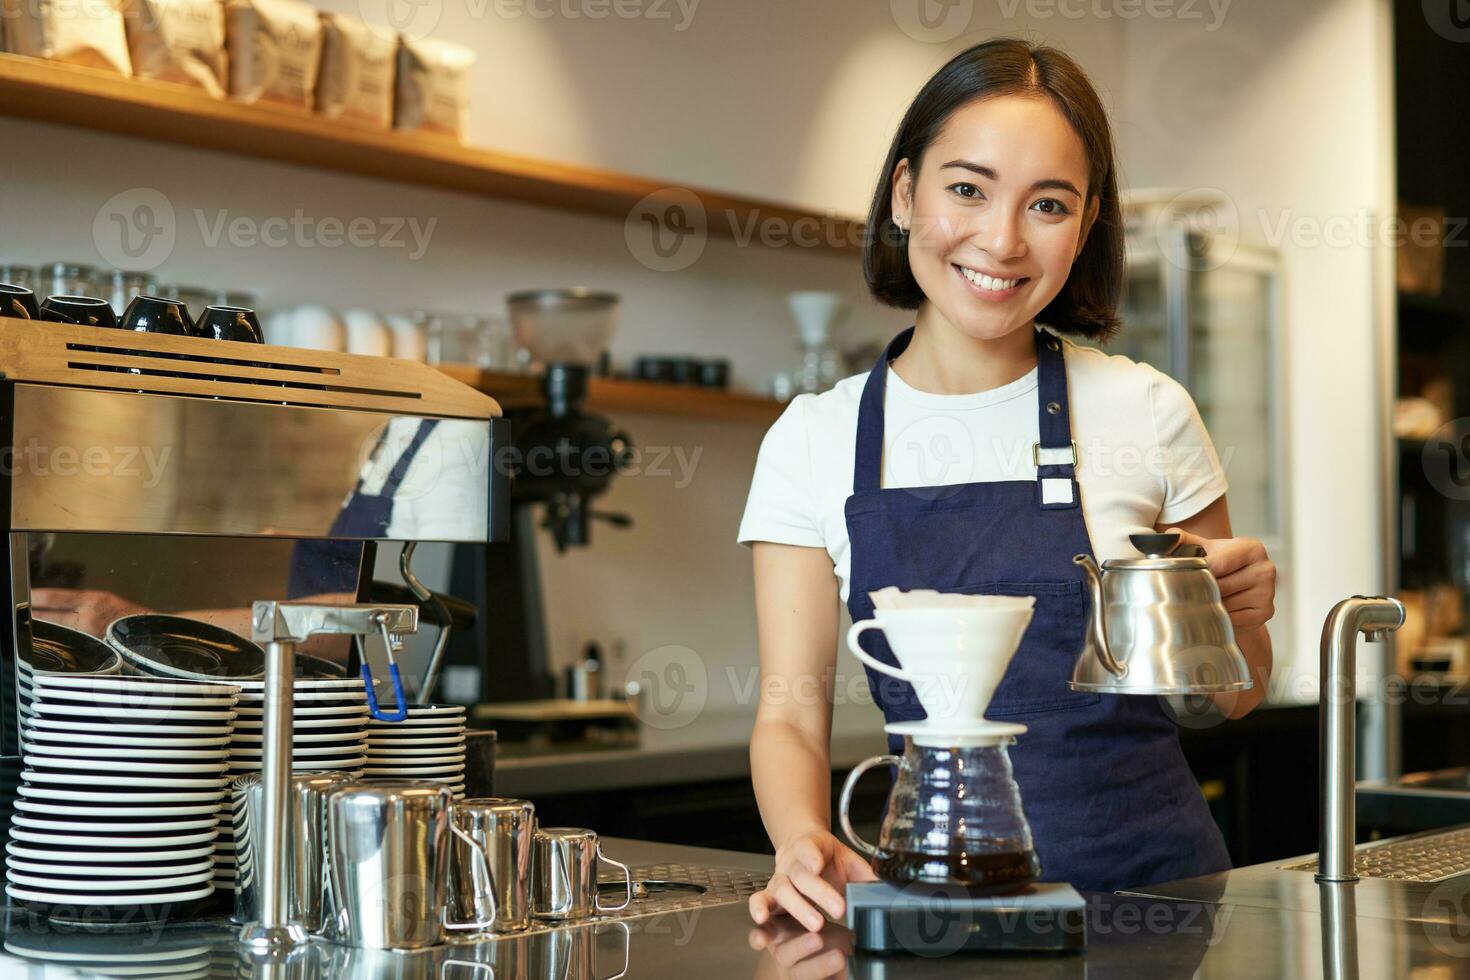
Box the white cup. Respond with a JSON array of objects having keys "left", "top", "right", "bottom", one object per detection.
[
  {"left": 386, "top": 313, "right": 428, "bottom": 361},
  {"left": 291, "top": 305, "right": 346, "bottom": 352},
  {"left": 846, "top": 605, "right": 1034, "bottom": 727},
  {"left": 342, "top": 309, "right": 393, "bottom": 357}
]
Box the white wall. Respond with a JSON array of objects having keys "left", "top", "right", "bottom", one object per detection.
[
  {"left": 0, "top": 1, "right": 1393, "bottom": 712},
  {"left": 1113, "top": 0, "right": 1396, "bottom": 701}
]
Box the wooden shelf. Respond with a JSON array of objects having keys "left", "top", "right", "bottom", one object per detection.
[
  {"left": 437, "top": 364, "right": 784, "bottom": 425},
  {"left": 0, "top": 55, "right": 861, "bottom": 253}
]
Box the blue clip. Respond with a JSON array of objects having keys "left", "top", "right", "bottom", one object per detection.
[{"left": 363, "top": 661, "right": 408, "bottom": 722}]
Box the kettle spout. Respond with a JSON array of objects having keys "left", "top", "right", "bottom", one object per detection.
[{"left": 1073, "top": 554, "right": 1124, "bottom": 677}]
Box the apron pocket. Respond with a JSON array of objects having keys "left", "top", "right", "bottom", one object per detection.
[{"left": 960, "top": 580, "right": 1102, "bottom": 717}]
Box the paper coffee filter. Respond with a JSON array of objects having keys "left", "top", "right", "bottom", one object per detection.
[{"left": 869, "top": 587, "right": 1037, "bottom": 612}]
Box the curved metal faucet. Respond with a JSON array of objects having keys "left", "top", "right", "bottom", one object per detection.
[{"left": 1317, "top": 595, "right": 1405, "bottom": 882}]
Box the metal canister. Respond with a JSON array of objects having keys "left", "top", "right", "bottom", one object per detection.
[
  {"left": 326, "top": 780, "right": 495, "bottom": 949},
  {"left": 531, "top": 827, "right": 632, "bottom": 921},
  {"left": 449, "top": 797, "right": 535, "bottom": 932},
  {"left": 232, "top": 770, "right": 355, "bottom": 932}
]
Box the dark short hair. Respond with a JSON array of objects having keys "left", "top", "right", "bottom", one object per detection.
[{"left": 862, "top": 37, "right": 1124, "bottom": 341}]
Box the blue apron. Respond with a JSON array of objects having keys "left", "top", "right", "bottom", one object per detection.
[
  {"left": 287, "top": 419, "right": 442, "bottom": 598},
  {"left": 845, "top": 325, "right": 1231, "bottom": 892}
]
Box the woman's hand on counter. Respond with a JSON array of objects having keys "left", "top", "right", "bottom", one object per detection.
[{"left": 748, "top": 830, "right": 877, "bottom": 933}]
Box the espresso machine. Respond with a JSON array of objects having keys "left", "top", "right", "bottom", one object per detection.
[{"left": 0, "top": 314, "right": 510, "bottom": 918}]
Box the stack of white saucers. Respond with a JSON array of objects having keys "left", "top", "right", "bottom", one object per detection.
[
  {"left": 363, "top": 705, "right": 467, "bottom": 800},
  {"left": 9, "top": 675, "right": 237, "bottom": 921},
  {"left": 226, "top": 677, "right": 370, "bottom": 774},
  {"left": 214, "top": 677, "right": 368, "bottom": 893},
  {"left": 17, "top": 621, "right": 122, "bottom": 725},
  {"left": 3, "top": 934, "right": 215, "bottom": 976}
]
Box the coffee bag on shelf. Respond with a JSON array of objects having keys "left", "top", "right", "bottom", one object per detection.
[
  {"left": 394, "top": 35, "right": 473, "bottom": 140},
  {"left": 315, "top": 13, "right": 394, "bottom": 128},
  {"left": 2, "top": 0, "right": 133, "bottom": 74},
  {"left": 123, "top": 0, "right": 227, "bottom": 96},
  {"left": 224, "top": 0, "right": 319, "bottom": 108}
]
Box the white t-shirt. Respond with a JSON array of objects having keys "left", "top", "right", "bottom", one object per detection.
[{"left": 737, "top": 327, "right": 1228, "bottom": 604}]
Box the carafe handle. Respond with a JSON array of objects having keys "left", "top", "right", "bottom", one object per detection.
[
  {"left": 443, "top": 823, "right": 498, "bottom": 932},
  {"left": 846, "top": 621, "right": 912, "bottom": 681},
  {"left": 838, "top": 753, "right": 902, "bottom": 859}
]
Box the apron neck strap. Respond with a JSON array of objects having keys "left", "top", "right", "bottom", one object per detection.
[{"left": 851, "top": 326, "right": 1073, "bottom": 494}]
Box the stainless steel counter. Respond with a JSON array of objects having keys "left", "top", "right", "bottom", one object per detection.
[{"left": 4, "top": 836, "right": 1470, "bottom": 978}]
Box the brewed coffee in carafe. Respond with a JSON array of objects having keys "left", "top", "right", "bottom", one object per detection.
[{"left": 842, "top": 738, "right": 1039, "bottom": 895}]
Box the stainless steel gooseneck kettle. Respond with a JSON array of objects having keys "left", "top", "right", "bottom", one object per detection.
[{"left": 1070, "top": 532, "right": 1253, "bottom": 695}]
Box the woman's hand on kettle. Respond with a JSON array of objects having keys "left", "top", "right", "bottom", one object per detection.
[
  {"left": 749, "top": 831, "right": 878, "bottom": 932},
  {"left": 1166, "top": 528, "right": 1276, "bottom": 632}
]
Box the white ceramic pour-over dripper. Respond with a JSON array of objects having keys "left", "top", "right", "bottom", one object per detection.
[
  {"left": 786, "top": 291, "right": 848, "bottom": 349},
  {"left": 847, "top": 594, "right": 1036, "bottom": 736}
]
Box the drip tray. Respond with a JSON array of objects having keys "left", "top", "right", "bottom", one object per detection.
[
  {"left": 474, "top": 863, "right": 771, "bottom": 941},
  {"left": 596, "top": 862, "right": 772, "bottom": 918},
  {"left": 1280, "top": 826, "right": 1470, "bottom": 882}
]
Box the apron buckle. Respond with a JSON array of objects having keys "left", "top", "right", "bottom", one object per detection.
[{"left": 1032, "top": 441, "right": 1078, "bottom": 468}]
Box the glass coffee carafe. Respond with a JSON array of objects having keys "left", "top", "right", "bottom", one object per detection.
[{"left": 839, "top": 734, "right": 1040, "bottom": 895}]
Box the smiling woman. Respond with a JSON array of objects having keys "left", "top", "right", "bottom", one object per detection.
[{"left": 740, "top": 36, "right": 1276, "bottom": 932}]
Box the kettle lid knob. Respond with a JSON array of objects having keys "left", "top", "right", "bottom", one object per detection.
[{"left": 1129, "top": 532, "right": 1181, "bottom": 557}]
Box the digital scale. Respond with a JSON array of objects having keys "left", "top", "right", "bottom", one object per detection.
[{"left": 846, "top": 880, "right": 1087, "bottom": 955}]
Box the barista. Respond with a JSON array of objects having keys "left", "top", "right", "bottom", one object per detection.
[{"left": 737, "top": 38, "right": 1276, "bottom": 930}]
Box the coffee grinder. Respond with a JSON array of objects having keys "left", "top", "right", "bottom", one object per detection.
[{"left": 446, "top": 290, "right": 635, "bottom": 705}]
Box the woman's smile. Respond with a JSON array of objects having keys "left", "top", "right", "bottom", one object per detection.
[{"left": 951, "top": 262, "right": 1032, "bottom": 302}]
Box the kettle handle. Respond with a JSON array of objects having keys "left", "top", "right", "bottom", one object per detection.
[
  {"left": 838, "top": 753, "right": 902, "bottom": 860},
  {"left": 846, "top": 621, "right": 913, "bottom": 681}
]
